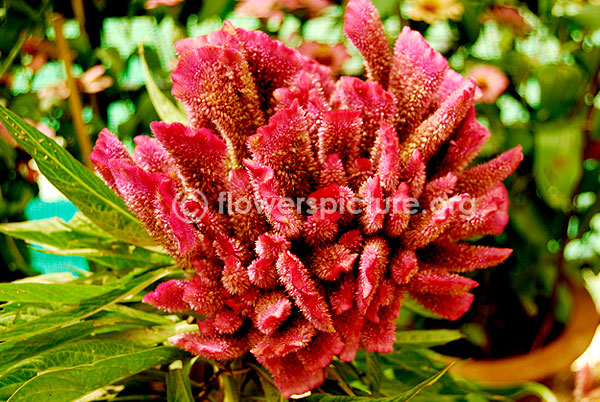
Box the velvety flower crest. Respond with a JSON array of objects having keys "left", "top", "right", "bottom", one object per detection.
[{"left": 91, "top": 0, "right": 521, "bottom": 397}]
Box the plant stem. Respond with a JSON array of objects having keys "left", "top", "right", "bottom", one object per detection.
[
  {"left": 70, "top": 0, "right": 89, "bottom": 43},
  {"left": 219, "top": 373, "right": 238, "bottom": 402},
  {"left": 0, "top": 30, "right": 27, "bottom": 79},
  {"left": 52, "top": 13, "right": 93, "bottom": 169}
]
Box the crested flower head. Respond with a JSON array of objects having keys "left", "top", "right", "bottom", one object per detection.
[{"left": 91, "top": 0, "right": 521, "bottom": 397}]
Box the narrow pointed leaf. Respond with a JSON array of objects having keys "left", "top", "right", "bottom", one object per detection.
[
  {"left": 304, "top": 363, "right": 452, "bottom": 400},
  {"left": 0, "top": 322, "right": 97, "bottom": 374},
  {"left": 0, "top": 216, "right": 173, "bottom": 270},
  {"left": 0, "top": 104, "right": 154, "bottom": 247},
  {"left": 394, "top": 329, "right": 463, "bottom": 347},
  {"left": 167, "top": 360, "right": 194, "bottom": 402},
  {"left": 139, "top": 46, "right": 187, "bottom": 124},
  {"left": 0, "top": 269, "right": 169, "bottom": 342},
  {"left": 0, "top": 283, "right": 113, "bottom": 304},
  {"left": 6, "top": 344, "right": 184, "bottom": 402}
]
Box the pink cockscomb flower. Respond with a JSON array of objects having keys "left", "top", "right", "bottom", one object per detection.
[
  {"left": 468, "top": 64, "right": 510, "bottom": 104},
  {"left": 91, "top": 0, "right": 521, "bottom": 397}
]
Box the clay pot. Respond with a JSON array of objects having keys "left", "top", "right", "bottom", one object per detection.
[{"left": 451, "top": 284, "right": 599, "bottom": 383}]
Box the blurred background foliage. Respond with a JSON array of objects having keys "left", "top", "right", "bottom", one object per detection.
[{"left": 1, "top": 0, "right": 600, "bottom": 390}]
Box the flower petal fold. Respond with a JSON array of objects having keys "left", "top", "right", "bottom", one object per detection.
[
  {"left": 389, "top": 27, "right": 448, "bottom": 133},
  {"left": 276, "top": 251, "right": 334, "bottom": 332},
  {"left": 169, "top": 332, "right": 249, "bottom": 360},
  {"left": 151, "top": 122, "right": 227, "bottom": 203},
  {"left": 344, "top": 0, "right": 392, "bottom": 87},
  {"left": 143, "top": 280, "right": 190, "bottom": 313}
]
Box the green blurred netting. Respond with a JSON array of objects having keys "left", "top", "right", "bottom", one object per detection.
[
  {"left": 10, "top": 68, "right": 33, "bottom": 94},
  {"left": 497, "top": 94, "right": 530, "bottom": 125},
  {"left": 101, "top": 16, "right": 176, "bottom": 78},
  {"left": 186, "top": 15, "right": 222, "bottom": 38},
  {"left": 31, "top": 62, "right": 66, "bottom": 92},
  {"left": 471, "top": 22, "right": 504, "bottom": 60},
  {"left": 107, "top": 100, "right": 135, "bottom": 133},
  {"left": 46, "top": 19, "right": 80, "bottom": 40},
  {"left": 425, "top": 21, "right": 457, "bottom": 53}
]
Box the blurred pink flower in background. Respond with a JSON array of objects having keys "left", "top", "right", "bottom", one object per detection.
[
  {"left": 468, "top": 64, "right": 509, "bottom": 104},
  {"left": 21, "top": 38, "right": 59, "bottom": 73},
  {"left": 236, "top": 0, "right": 332, "bottom": 20},
  {"left": 297, "top": 41, "right": 350, "bottom": 76},
  {"left": 38, "top": 65, "right": 113, "bottom": 100},
  {"left": 145, "top": 0, "right": 184, "bottom": 10},
  {"left": 78, "top": 65, "right": 114, "bottom": 94},
  {"left": 482, "top": 5, "right": 532, "bottom": 37}
]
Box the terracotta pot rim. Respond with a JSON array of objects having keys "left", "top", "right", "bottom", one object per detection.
[{"left": 449, "top": 283, "right": 599, "bottom": 384}]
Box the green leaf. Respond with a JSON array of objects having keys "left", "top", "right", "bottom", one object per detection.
[
  {"left": 0, "top": 322, "right": 96, "bottom": 374},
  {"left": 5, "top": 344, "right": 184, "bottom": 402},
  {"left": 0, "top": 303, "right": 57, "bottom": 332},
  {"left": 534, "top": 120, "right": 583, "bottom": 210},
  {"left": 509, "top": 200, "right": 552, "bottom": 247},
  {"left": 251, "top": 363, "right": 284, "bottom": 402},
  {"left": 99, "top": 321, "right": 197, "bottom": 346},
  {"left": 0, "top": 339, "right": 148, "bottom": 398},
  {"left": 0, "top": 30, "right": 27, "bottom": 79},
  {"left": 366, "top": 352, "right": 382, "bottom": 394},
  {"left": 167, "top": 360, "right": 194, "bottom": 402},
  {"left": 0, "top": 312, "right": 153, "bottom": 376},
  {"left": 393, "top": 363, "right": 452, "bottom": 402},
  {"left": 370, "top": 0, "right": 399, "bottom": 18},
  {"left": 566, "top": 4, "right": 600, "bottom": 29},
  {"left": 402, "top": 298, "right": 442, "bottom": 319},
  {"left": 0, "top": 283, "right": 113, "bottom": 303},
  {"left": 536, "top": 64, "right": 584, "bottom": 120},
  {"left": 32, "top": 246, "right": 173, "bottom": 270},
  {"left": 139, "top": 45, "right": 187, "bottom": 124},
  {"left": 378, "top": 349, "right": 443, "bottom": 381},
  {"left": 0, "top": 269, "right": 170, "bottom": 342},
  {"left": 394, "top": 330, "right": 464, "bottom": 348},
  {"left": 198, "top": 0, "right": 236, "bottom": 20},
  {"left": 0, "top": 214, "right": 173, "bottom": 270},
  {"left": 85, "top": 250, "right": 173, "bottom": 270},
  {"left": 0, "top": 216, "right": 111, "bottom": 250},
  {"left": 0, "top": 104, "right": 154, "bottom": 247},
  {"left": 305, "top": 364, "right": 452, "bottom": 402},
  {"left": 104, "top": 304, "right": 173, "bottom": 325},
  {"left": 257, "top": 374, "right": 283, "bottom": 402}
]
